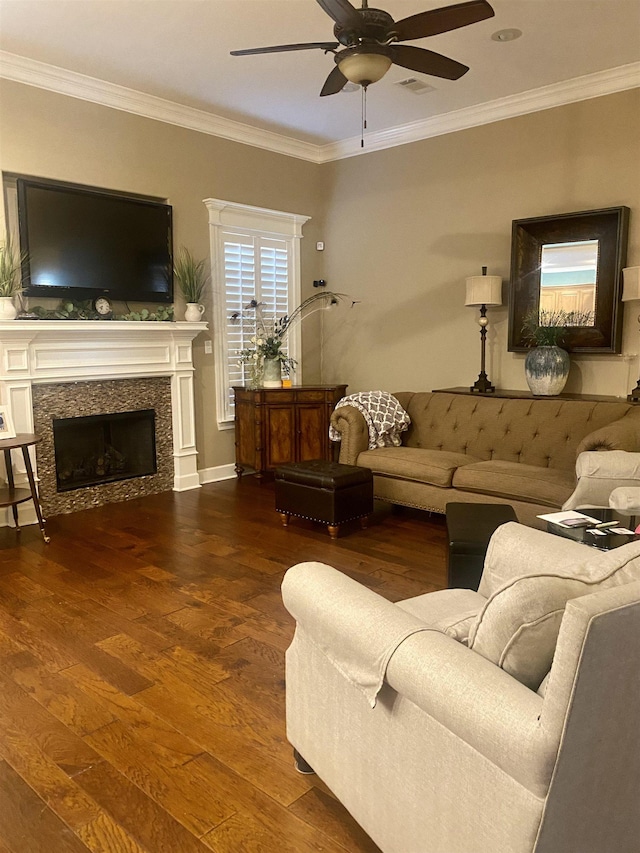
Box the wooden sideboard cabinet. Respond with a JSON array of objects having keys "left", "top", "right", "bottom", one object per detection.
[{"left": 233, "top": 384, "right": 348, "bottom": 477}]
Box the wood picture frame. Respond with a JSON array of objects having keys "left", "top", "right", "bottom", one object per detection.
[{"left": 508, "top": 207, "right": 630, "bottom": 353}]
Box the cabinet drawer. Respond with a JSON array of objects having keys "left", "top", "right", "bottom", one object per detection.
[
  {"left": 295, "top": 391, "right": 327, "bottom": 402},
  {"left": 263, "top": 390, "right": 294, "bottom": 403}
]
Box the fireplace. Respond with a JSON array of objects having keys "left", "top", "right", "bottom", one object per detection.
[
  {"left": 32, "top": 377, "right": 174, "bottom": 517},
  {"left": 0, "top": 319, "right": 205, "bottom": 529},
  {"left": 53, "top": 409, "right": 157, "bottom": 492}
]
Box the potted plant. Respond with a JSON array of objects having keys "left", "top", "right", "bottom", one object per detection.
[
  {"left": 0, "top": 235, "right": 26, "bottom": 320},
  {"left": 522, "top": 309, "right": 593, "bottom": 396},
  {"left": 234, "top": 292, "right": 351, "bottom": 388},
  {"left": 174, "top": 247, "right": 208, "bottom": 321}
]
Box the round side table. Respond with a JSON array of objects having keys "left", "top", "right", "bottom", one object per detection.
[{"left": 0, "top": 433, "right": 50, "bottom": 543}]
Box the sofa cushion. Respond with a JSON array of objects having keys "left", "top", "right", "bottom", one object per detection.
[
  {"left": 469, "top": 541, "right": 640, "bottom": 689},
  {"left": 357, "top": 447, "right": 480, "bottom": 488},
  {"left": 396, "top": 588, "right": 486, "bottom": 644},
  {"left": 452, "top": 460, "right": 576, "bottom": 507}
]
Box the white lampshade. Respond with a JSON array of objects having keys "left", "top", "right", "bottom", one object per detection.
[
  {"left": 622, "top": 266, "right": 640, "bottom": 302},
  {"left": 465, "top": 275, "right": 503, "bottom": 307},
  {"left": 338, "top": 51, "right": 392, "bottom": 85}
]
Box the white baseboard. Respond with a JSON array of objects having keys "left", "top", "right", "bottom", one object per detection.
[{"left": 199, "top": 464, "right": 237, "bottom": 484}]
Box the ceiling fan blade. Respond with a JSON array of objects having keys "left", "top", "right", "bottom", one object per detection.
[
  {"left": 394, "top": 0, "right": 495, "bottom": 42},
  {"left": 315, "top": 0, "right": 362, "bottom": 30},
  {"left": 320, "top": 65, "right": 348, "bottom": 96},
  {"left": 389, "top": 45, "right": 469, "bottom": 80},
  {"left": 231, "top": 42, "right": 339, "bottom": 56}
]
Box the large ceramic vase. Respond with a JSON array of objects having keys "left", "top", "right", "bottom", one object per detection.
[
  {"left": 0, "top": 296, "right": 18, "bottom": 320},
  {"left": 524, "top": 345, "right": 570, "bottom": 396},
  {"left": 262, "top": 357, "right": 282, "bottom": 388}
]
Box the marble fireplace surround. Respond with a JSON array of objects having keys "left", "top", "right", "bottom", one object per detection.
[{"left": 0, "top": 320, "right": 207, "bottom": 524}]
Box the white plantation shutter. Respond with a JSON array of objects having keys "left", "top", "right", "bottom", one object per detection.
[
  {"left": 205, "top": 199, "right": 309, "bottom": 427},
  {"left": 222, "top": 235, "right": 292, "bottom": 416}
]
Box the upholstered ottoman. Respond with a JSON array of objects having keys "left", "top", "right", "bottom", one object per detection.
[
  {"left": 275, "top": 460, "right": 374, "bottom": 539},
  {"left": 445, "top": 502, "right": 517, "bottom": 590}
]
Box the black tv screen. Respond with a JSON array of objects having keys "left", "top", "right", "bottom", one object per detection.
[{"left": 17, "top": 177, "right": 173, "bottom": 303}]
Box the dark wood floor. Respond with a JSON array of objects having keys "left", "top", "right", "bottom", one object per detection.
[{"left": 0, "top": 477, "right": 448, "bottom": 853}]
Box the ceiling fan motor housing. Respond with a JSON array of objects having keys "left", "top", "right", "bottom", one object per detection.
[{"left": 334, "top": 8, "right": 397, "bottom": 46}]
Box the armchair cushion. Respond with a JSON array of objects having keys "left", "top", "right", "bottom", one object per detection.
[
  {"left": 396, "top": 587, "right": 485, "bottom": 643},
  {"left": 469, "top": 539, "right": 640, "bottom": 689}
]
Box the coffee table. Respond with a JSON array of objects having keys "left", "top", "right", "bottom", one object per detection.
[{"left": 547, "top": 508, "right": 640, "bottom": 550}]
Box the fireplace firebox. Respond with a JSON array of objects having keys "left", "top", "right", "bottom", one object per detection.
[{"left": 53, "top": 409, "right": 157, "bottom": 492}]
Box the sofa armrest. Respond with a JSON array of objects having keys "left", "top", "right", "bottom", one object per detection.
[
  {"left": 576, "top": 409, "right": 640, "bottom": 454},
  {"left": 329, "top": 405, "right": 369, "bottom": 465},
  {"left": 477, "top": 522, "right": 590, "bottom": 598}
]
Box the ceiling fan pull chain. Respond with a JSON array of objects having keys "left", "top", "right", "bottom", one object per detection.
[{"left": 361, "top": 84, "right": 368, "bottom": 148}]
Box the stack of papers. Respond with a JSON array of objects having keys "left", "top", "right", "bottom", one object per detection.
[{"left": 537, "top": 511, "right": 602, "bottom": 528}]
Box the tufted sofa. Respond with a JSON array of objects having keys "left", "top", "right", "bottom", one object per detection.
[{"left": 330, "top": 391, "right": 640, "bottom": 527}]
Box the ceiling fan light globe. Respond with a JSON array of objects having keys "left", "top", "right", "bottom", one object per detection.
[{"left": 338, "top": 52, "right": 392, "bottom": 85}]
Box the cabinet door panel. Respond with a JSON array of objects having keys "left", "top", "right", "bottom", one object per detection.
[
  {"left": 297, "top": 405, "right": 325, "bottom": 461},
  {"left": 265, "top": 406, "right": 296, "bottom": 469}
]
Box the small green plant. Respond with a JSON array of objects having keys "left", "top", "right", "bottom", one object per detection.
[
  {"left": 522, "top": 308, "right": 595, "bottom": 347},
  {"left": 174, "top": 247, "right": 208, "bottom": 304},
  {"left": 0, "top": 235, "right": 27, "bottom": 297}
]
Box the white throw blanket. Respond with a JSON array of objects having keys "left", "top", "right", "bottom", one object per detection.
[{"left": 329, "top": 391, "right": 410, "bottom": 450}]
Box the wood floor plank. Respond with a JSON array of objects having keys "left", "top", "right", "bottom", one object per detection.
[
  {"left": 0, "top": 477, "right": 448, "bottom": 851},
  {"left": 0, "top": 760, "right": 91, "bottom": 853}
]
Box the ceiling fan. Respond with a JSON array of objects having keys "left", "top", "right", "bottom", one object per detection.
[{"left": 231, "top": 0, "right": 495, "bottom": 96}]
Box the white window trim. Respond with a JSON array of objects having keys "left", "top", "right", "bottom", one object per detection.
[{"left": 204, "top": 198, "right": 310, "bottom": 429}]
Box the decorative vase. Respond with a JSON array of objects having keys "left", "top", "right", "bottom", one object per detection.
[
  {"left": 262, "top": 357, "right": 282, "bottom": 388},
  {"left": 184, "top": 302, "right": 205, "bottom": 322},
  {"left": 524, "top": 346, "right": 570, "bottom": 396},
  {"left": 0, "top": 296, "right": 18, "bottom": 321}
]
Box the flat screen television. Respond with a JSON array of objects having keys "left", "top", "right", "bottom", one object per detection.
[{"left": 17, "top": 176, "right": 173, "bottom": 303}]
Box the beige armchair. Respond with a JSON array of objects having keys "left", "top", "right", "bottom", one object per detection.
[
  {"left": 282, "top": 523, "right": 640, "bottom": 853},
  {"left": 563, "top": 450, "right": 640, "bottom": 510}
]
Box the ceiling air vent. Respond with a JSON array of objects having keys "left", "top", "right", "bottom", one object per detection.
[{"left": 395, "top": 77, "right": 435, "bottom": 94}]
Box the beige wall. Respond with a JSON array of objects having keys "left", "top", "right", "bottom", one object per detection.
[
  {"left": 1, "top": 81, "right": 639, "bottom": 474},
  {"left": 319, "top": 89, "right": 640, "bottom": 399},
  {"left": 0, "top": 79, "right": 327, "bottom": 471}
]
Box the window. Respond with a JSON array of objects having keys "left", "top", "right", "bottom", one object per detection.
[{"left": 205, "top": 199, "right": 310, "bottom": 426}]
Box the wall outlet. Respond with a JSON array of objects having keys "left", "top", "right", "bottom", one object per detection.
[{"left": 204, "top": 340, "right": 212, "bottom": 354}]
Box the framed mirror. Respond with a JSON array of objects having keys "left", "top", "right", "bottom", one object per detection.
[{"left": 508, "top": 207, "right": 629, "bottom": 353}]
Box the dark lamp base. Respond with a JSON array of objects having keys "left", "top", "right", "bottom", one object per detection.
[{"left": 470, "top": 373, "right": 496, "bottom": 394}]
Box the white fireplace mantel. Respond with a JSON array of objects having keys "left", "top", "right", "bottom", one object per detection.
[{"left": 0, "top": 320, "right": 207, "bottom": 492}]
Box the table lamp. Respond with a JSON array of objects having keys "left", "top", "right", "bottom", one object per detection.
[
  {"left": 465, "top": 266, "right": 503, "bottom": 393},
  {"left": 622, "top": 266, "right": 640, "bottom": 403}
]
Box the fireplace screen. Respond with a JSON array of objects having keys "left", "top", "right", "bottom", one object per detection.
[{"left": 53, "top": 409, "right": 157, "bottom": 492}]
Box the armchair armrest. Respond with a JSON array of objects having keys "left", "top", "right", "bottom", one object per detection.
[
  {"left": 282, "top": 561, "right": 432, "bottom": 706},
  {"left": 562, "top": 451, "right": 640, "bottom": 511},
  {"left": 477, "top": 522, "right": 590, "bottom": 598},
  {"left": 576, "top": 409, "right": 640, "bottom": 454},
  {"left": 385, "top": 631, "right": 550, "bottom": 795},
  {"left": 329, "top": 406, "right": 369, "bottom": 465}
]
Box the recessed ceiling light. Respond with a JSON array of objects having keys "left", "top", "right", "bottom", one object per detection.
[{"left": 491, "top": 28, "right": 522, "bottom": 42}]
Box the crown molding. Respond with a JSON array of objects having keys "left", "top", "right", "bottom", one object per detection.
[
  {"left": 0, "top": 51, "right": 322, "bottom": 163},
  {"left": 1, "top": 50, "right": 638, "bottom": 165},
  {"left": 318, "top": 62, "right": 640, "bottom": 162}
]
